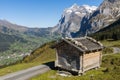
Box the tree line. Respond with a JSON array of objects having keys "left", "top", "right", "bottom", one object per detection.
[{"left": 90, "top": 18, "right": 120, "bottom": 40}]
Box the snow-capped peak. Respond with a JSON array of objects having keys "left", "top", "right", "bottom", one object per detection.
[
  {"left": 63, "top": 4, "right": 97, "bottom": 17},
  {"left": 82, "top": 5, "right": 97, "bottom": 13},
  {"left": 70, "top": 3, "right": 79, "bottom": 9}
]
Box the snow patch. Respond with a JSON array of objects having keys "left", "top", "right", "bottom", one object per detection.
[
  {"left": 83, "top": 5, "right": 97, "bottom": 13},
  {"left": 66, "top": 9, "right": 73, "bottom": 13},
  {"left": 75, "top": 12, "right": 81, "bottom": 15},
  {"left": 70, "top": 3, "right": 79, "bottom": 9}
]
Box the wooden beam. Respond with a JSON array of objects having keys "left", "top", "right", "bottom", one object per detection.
[
  {"left": 55, "top": 49, "right": 58, "bottom": 67},
  {"left": 82, "top": 52, "right": 85, "bottom": 73}
]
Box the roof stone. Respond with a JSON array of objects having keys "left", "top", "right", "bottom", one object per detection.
[{"left": 53, "top": 37, "right": 103, "bottom": 52}]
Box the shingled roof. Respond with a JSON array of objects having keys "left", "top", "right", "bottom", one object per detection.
[{"left": 52, "top": 37, "right": 104, "bottom": 52}]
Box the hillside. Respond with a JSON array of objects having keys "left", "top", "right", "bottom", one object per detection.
[
  {"left": 23, "top": 41, "right": 56, "bottom": 63},
  {"left": 0, "top": 19, "right": 56, "bottom": 38},
  {"left": 0, "top": 34, "right": 55, "bottom": 67},
  {"left": 0, "top": 40, "right": 120, "bottom": 80},
  {"left": 0, "top": 32, "right": 27, "bottom": 52},
  {"left": 0, "top": 41, "right": 56, "bottom": 75},
  {"left": 0, "top": 20, "right": 27, "bottom": 33},
  {"left": 0, "top": 19, "right": 60, "bottom": 67},
  {"left": 30, "top": 53, "right": 120, "bottom": 80},
  {"left": 29, "top": 40, "right": 120, "bottom": 80},
  {"left": 0, "top": 19, "right": 59, "bottom": 53},
  {"left": 90, "top": 18, "right": 120, "bottom": 40}
]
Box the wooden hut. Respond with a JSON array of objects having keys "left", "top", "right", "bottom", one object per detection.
[{"left": 52, "top": 37, "right": 103, "bottom": 75}]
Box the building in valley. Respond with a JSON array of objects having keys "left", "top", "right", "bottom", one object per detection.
[{"left": 52, "top": 37, "right": 103, "bottom": 75}]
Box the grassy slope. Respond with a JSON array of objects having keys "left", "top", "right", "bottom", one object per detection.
[
  {"left": 23, "top": 41, "right": 56, "bottom": 63},
  {"left": 30, "top": 40, "right": 120, "bottom": 80},
  {"left": 31, "top": 54, "right": 120, "bottom": 80},
  {"left": 101, "top": 40, "right": 120, "bottom": 47},
  {"left": 0, "top": 42, "right": 56, "bottom": 76},
  {"left": 0, "top": 40, "right": 120, "bottom": 80},
  {"left": 101, "top": 40, "right": 120, "bottom": 54}
]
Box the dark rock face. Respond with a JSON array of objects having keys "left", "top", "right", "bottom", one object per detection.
[
  {"left": 72, "top": 0, "right": 120, "bottom": 37},
  {"left": 108, "top": 0, "right": 118, "bottom": 3}
]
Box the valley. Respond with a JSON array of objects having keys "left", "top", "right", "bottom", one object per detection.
[
  {"left": 0, "top": 20, "right": 60, "bottom": 67},
  {"left": 0, "top": 35, "right": 58, "bottom": 67}
]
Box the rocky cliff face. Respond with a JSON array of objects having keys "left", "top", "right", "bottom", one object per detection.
[
  {"left": 53, "top": 0, "right": 120, "bottom": 37},
  {"left": 72, "top": 0, "right": 120, "bottom": 37},
  {"left": 53, "top": 4, "right": 97, "bottom": 37}
]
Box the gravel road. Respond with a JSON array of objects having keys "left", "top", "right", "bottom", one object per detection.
[
  {"left": 113, "top": 47, "right": 120, "bottom": 54},
  {"left": 103, "top": 47, "right": 120, "bottom": 56},
  {"left": 0, "top": 65, "right": 51, "bottom": 80}
]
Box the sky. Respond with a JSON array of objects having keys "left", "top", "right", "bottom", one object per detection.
[{"left": 0, "top": 0, "right": 103, "bottom": 28}]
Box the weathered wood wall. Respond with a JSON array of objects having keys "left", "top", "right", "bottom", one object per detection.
[
  {"left": 56, "top": 42, "right": 81, "bottom": 72},
  {"left": 83, "top": 51, "right": 101, "bottom": 72}
]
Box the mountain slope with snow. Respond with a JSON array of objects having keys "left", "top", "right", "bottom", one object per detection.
[
  {"left": 53, "top": 4, "right": 97, "bottom": 37},
  {"left": 72, "top": 0, "right": 120, "bottom": 37}
]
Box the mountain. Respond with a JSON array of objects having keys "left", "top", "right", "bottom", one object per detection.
[
  {"left": 52, "top": 4, "right": 97, "bottom": 37},
  {"left": 0, "top": 20, "right": 28, "bottom": 33},
  {"left": 52, "top": 0, "right": 120, "bottom": 37},
  {"left": 0, "top": 19, "right": 59, "bottom": 67},
  {"left": 24, "top": 27, "right": 54, "bottom": 37},
  {"left": 90, "top": 18, "right": 120, "bottom": 40},
  {"left": 1, "top": 0, "right": 120, "bottom": 54},
  {"left": 0, "top": 19, "right": 59, "bottom": 54},
  {"left": 0, "top": 19, "right": 55, "bottom": 37},
  {"left": 72, "top": 0, "right": 120, "bottom": 37}
]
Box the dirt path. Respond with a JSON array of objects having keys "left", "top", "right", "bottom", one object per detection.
[
  {"left": 0, "top": 65, "right": 51, "bottom": 80},
  {"left": 103, "top": 47, "right": 120, "bottom": 56},
  {"left": 113, "top": 47, "right": 120, "bottom": 54}
]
